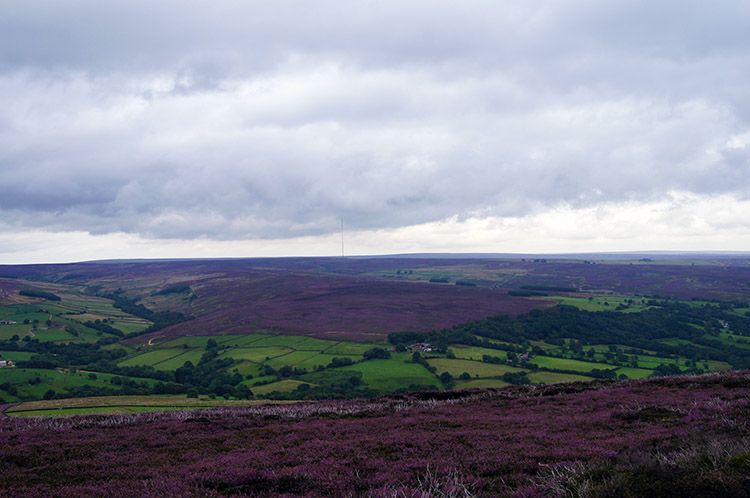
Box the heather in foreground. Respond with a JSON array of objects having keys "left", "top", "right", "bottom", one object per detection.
[{"left": 2, "top": 373, "right": 750, "bottom": 497}]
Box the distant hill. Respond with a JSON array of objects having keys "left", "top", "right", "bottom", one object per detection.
[{"left": 2, "top": 256, "right": 750, "bottom": 346}]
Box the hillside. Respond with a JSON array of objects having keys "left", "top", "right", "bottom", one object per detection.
[
  {"left": 2, "top": 256, "right": 750, "bottom": 344},
  {"left": 2, "top": 256, "right": 750, "bottom": 403},
  {"left": 2, "top": 372, "right": 749, "bottom": 497}
]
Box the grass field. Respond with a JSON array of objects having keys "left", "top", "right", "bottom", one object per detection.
[
  {"left": 151, "top": 350, "right": 206, "bottom": 370},
  {"left": 711, "top": 333, "right": 750, "bottom": 349},
  {"left": 264, "top": 350, "right": 323, "bottom": 369},
  {"left": 292, "top": 353, "right": 361, "bottom": 371},
  {"left": 0, "top": 324, "right": 32, "bottom": 340},
  {"left": 324, "top": 341, "right": 384, "bottom": 355},
  {"left": 0, "top": 298, "right": 150, "bottom": 344},
  {"left": 428, "top": 358, "right": 528, "bottom": 378},
  {"left": 250, "top": 379, "right": 313, "bottom": 395},
  {"left": 0, "top": 368, "right": 160, "bottom": 402},
  {"left": 0, "top": 350, "right": 33, "bottom": 361},
  {"left": 117, "top": 349, "right": 186, "bottom": 368},
  {"left": 338, "top": 358, "right": 440, "bottom": 390},
  {"left": 215, "top": 346, "right": 293, "bottom": 363},
  {"left": 450, "top": 345, "right": 508, "bottom": 361},
  {"left": 0, "top": 295, "right": 151, "bottom": 341},
  {"left": 532, "top": 295, "right": 651, "bottom": 312},
  {"left": 530, "top": 356, "right": 615, "bottom": 372}
]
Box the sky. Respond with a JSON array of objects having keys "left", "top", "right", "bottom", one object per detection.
[{"left": 1, "top": 1, "right": 749, "bottom": 264}]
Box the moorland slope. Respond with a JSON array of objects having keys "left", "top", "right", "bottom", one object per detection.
[{"left": 1, "top": 371, "right": 749, "bottom": 497}]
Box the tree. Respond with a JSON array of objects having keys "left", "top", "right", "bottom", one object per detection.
[
  {"left": 234, "top": 385, "right": 254, "bottom": 399},
  {"left": 43, "top": 389, "right": 56, "bottom": 400},
  {"left": 439, "top": 371, "right": 454, "bottom": 387},
  {"left": 363, "top": 348, "right": 390, "bottom": 360}
]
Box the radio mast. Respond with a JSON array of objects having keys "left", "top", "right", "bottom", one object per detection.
[{"left": 341, "top": 217, "right": 345, "bottom": 258}]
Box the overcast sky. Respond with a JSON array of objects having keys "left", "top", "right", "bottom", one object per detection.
[{"left": 1, "top": 1, "right": 749, "bottom": 263}]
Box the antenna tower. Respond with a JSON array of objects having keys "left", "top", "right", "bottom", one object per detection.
[{"left": 341, "top": 217, "right": 345, "bottom": 258}]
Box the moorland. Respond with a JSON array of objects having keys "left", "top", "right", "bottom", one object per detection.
[
  {"left": 1, "top": 255, "right": 750, "bottom": 411},
  {"left": 2, "top": 372, "right": 750, "bottom": 497},
  {"left": 2, "top": 254, "right": 750, "bottom": 496}
]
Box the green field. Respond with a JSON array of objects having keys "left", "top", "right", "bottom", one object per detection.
[
  {"left": 294, "top": 353, "right": 361, "bottom": 371},
  {"left": 117, "top": 349, "right": 185, "bottom": 368},
  {"left": 2, "top": 277, "right": 748, "bottom": 409},
  {"left": 151, "top": 350, "right": 207, "bottom": 370},
  {"left": 251, "top": 379, "right": 313, "bottom": 395},
  {"left": 246, "top": 335, "right": 314, "bottom": 348},
  {"left": 530, "top": 356, "right": 615, "bottom": 373},
  {"left": 0, "top": 299, "right": 150, "bottom": 344},
  {"left": 532, "top": 295, "right": 651, "bottom": 312},
  {"left": 428, "top": 358, "right": 527, "bottom": 378},
  {"left": 711, "top": 333, "right": 750, "bottom": 349},
  {"left": 323, "top": 341, "right": 384, "bottom": 355},
  {"left": 217, "top": 346, "right": 294, "bottom": 363},
  {"left": 338, "top": 358, "right": 440, "bottom": 390},
  {"left": 450, "top": 345, "right": 508, "bottom": 361},
  {"left": 0, "top": 324, "right": 32, "bottom": 340},
  {"left": 264, "top": 350, "right": 323, "bottom": 368},
  {"left": 0, "top": 368, "right": 160, "bottom": 401},
  {"left": 0, "top": 350, "right": 33, "bottom": 361}
]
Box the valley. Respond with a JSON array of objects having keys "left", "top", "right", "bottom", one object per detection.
[{"left": 1, "top": 255, "right": 749, "bottom": 413}]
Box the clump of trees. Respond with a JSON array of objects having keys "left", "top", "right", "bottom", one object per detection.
[
  {"left": 363, "top": 348, "right": 391, "bottom": 360},
  {"left": 154, "top": 284, "right": 192, "bottom": 296},
  {"left": 19, "top": 289, "right": 61, "bottom": 301}
]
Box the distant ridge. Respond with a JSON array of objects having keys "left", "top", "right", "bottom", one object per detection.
[
  {"left": 5, "top": 251, "right": 750, "bottom": 268},
  {"left": 348, "top": 250, "right": 750, "bottom": 261}
]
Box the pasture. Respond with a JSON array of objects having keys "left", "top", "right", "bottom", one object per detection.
[
  {"left": 0, "top": 368, "right": 160, "bottom": 402},
  {"left": 338, "top": 358, "right": 440, "bottom": 390},
  {"left": 428, "top": 358, "right": 528, "bottom": 378},
  {"left": 450, "top": 345, "right": 509, "bottom": 361},
  {"left": 530, "top": 356, "right": 615, "bottom": 372}
]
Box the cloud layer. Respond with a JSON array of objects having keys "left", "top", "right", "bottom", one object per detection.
[{"left": 1, "top": 1, "right": 749, "bottom": 260}]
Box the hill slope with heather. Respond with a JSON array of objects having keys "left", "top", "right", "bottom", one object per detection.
[
  {"left": 2, "top": 371, "right": 750, "bottom": 497},
  {"left": 2, "top": 256, "right": 750, "bottom": 344}
]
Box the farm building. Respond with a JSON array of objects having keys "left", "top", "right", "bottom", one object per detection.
[
  {"left": 410, "top": 342, "right": 432, "bottom": 353},
  {"left": 0, "top": 320, "right": 17, "bottom": 325},
  {"left": 0, "top": 360, "right": 13, "bottom": 368}
]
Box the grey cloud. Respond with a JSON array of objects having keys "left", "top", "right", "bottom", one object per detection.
[{"left": 0, "top": 1, "right": 749, "bottom": 241}]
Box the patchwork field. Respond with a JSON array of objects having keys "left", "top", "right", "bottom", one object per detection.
[{"left": 2, "top": 255, "right": 750, "bottom": 408}]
